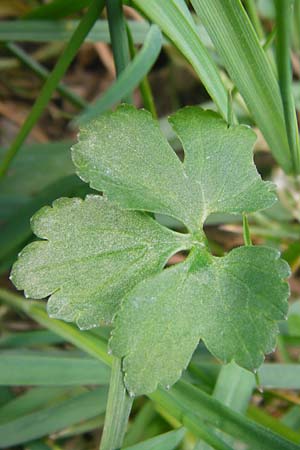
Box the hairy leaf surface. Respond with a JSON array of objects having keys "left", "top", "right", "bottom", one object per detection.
[
  {"left": 111, "top": 246, "right": 290, "bottom": 395},
  {"left": 11, "top": 195, "right": 190, "bottom": 329},
  {"left": 72, "top": 105, "right": 276, "bottom": 231}
]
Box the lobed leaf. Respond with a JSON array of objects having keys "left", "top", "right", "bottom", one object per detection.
[
  {"left": 11, "top": 106, "right": 290, "bottom": 397},
  {"left": 11, "top": 195, "right": 189, "bottom": 329},
  {"left": 72, "top": 105, "right": 276, "bottom": 232},
  {"left": 111, "top": 246, "right": 290, "bottom": 395}
]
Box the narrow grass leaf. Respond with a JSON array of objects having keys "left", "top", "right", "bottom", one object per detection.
[
  {"left": 133, "top": 0, "right": 228, "bottom": 119},
  {"left": 191, "top": 0, "right": 292, "bottom": 173},
  {"left": 152, "top": 381, "right": 300, "bottom": 450},
  {"left": 0, "top": 350, "right": 110, "bottom": 385},
  {"left": 122, "top": 428, "right": 185, "bottom": 450},
  {"left": 77, "top": 25, "right": 162, "bottom": 124},
  {"left": 0, "top": 387, "right": 107, "bottom": 447},
  {"left": 0, "top": 20, "right": 150, "bottom": 44}
]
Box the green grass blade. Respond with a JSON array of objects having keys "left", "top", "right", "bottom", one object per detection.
[
  {"left": 133, "top": 0, "right": 228, "bottom": 119},
  {"left": 122, "top": 428, "right": 185, "bottom": 450},
  {"left": 194, "top": 362, "right": 255, "bottom": 449},
  {"left": 0, "top": 0, "right": 105, "bottom": 178},
  {"left": 259, "top": 364, "right": 300, "bottom": 389},
  {"left": 275, "top": 0, "right": 300, "bottom": 173},
  {"left": 248, "top": 405, "right": 300, "bottom": 444},
  {"left": 0, "top": 388, "right": 107, "bottom": 447},
  {"left": 152, "top": 381, "right": 300, "bottom": 450},
  {"left": 24, "top": 0, "right": 90, "bottom": 19},
  {"left": 0, "top": 330, "right": 64, "bottom": 347},
  {"left": 100, "top": 358, "right": 133, "bottom": 450},
  {"left": 191, "top": 0, "right": 293, "bottom": 173},
  {"left": 105, "top": 0, "right": 130, "bottom": 77},
  {"left": 0, "top": 387, "right": 78, "bottom": 424},
  {"left": 6, "top": 42, "right": 87, "bottom": 109},
  {"left": 0, "top": 20, "right": 150, "bottom": 44},
  {"left": 0, "top": 350, "right": 110, "bottom": 385},
  {"left": 76, "top": 25, "right": 162, "bottom": 124},
  {"left": 126, "top": 23, "right": 157, "bottom": 118}
]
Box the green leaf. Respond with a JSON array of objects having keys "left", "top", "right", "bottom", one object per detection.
[
  {"left": 72, "top": 105, "right": 275, "bottom": 232},
  {"left": 11, "top": 106, "right": 289, "bottom": 398},
  {"left": 11, "top": 195, "right": 189, "bottom": 329},
  {"left": 111, "top": 246, "right": 289, "bottom": 395}
]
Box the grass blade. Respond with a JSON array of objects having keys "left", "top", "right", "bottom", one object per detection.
[
  {"left": 0, "top": 388, "right": 107, "bottom": 447},
  {"left": 152, "top": 381, "right": 300, "bottom": 450},
  {"left": 0, "top": 0, "right": 105, "bottom": 178},
  {"left": 133, "top": 0, "right": 228, "bottom": 119},
  {"left": 0, "top": 20, "right": 150, "bottom": 44},
  {"left": 191, "top": 0, "right": 293, "bottom": 173},
  {"left": 275, "top": 0, "right": 300, "bottom": 173},
  {"left": 122, "top": 428, "right": 185, "bottom": 450},
  {"left": 76, "top": 25, "right": 162, "bottom": 124},
  {"left": 0, "top": 350, "right": 110, "bottom": 386},
  {"left": 105, "top": 0, "right": 130, "bottom": 77}
]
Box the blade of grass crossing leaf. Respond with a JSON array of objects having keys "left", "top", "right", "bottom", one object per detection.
[
  {"left": 77, "top": 25, "right": 162, "bottom": 124},
  {"left": 191, "top": 0, "right": 293, "bottom": 173},
  {"left": 6, "top": 42, "right": 87, "bottom": 109},
  {"left": 1, "top": 289, "right": 298, "bottom": 450},
  {"left": 275, "top": 0, "right": 300, "bottom": 174},
  {"left": 0, "top": 0, "right": 105, "bottom": 178},
  {"left": 133, "top": 0, "right": 228, "bottom": 119}
]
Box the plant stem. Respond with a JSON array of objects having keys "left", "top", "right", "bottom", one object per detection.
[
  {"left": 242, "top": 214, "right": 252, "bottom": 246},
  {"left": 275, "top": 0, "right": 300, "bottom": 174},
  {"left": 0, "top": 0, "right": 105, "bottom": 179},
  {"left": 99, "top": 357, "right": 133, "bottom": 450},
  {"left": 126, "top": 23, "right": 157, "bottom": 118},
  {"left": 105, "top": 0, "right": 132, "bottom": 103}
]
